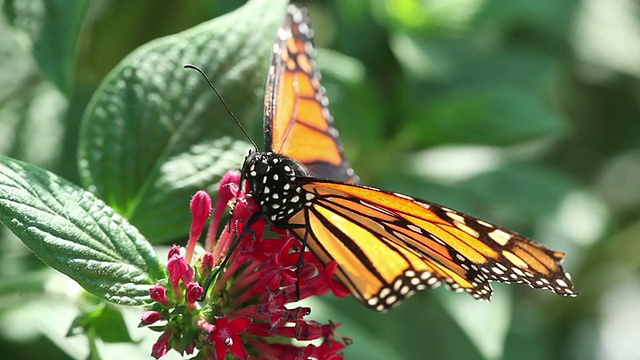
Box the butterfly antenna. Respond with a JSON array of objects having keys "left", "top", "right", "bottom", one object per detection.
[{"left": 184, "top": 64, "right": 259, "bottom": 150}]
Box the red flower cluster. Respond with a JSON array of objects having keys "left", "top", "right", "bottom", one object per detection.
[{"left": 140, "top": 170, "right": 351, "bottom": 359}]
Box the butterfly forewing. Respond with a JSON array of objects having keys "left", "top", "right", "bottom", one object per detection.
[{"left": 264, "top": 5, "right": 358, "bottom": 183}]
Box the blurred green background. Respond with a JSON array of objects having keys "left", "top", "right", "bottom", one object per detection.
[{"left": 1, "top": 0, "right": 639, "bottom": 359}]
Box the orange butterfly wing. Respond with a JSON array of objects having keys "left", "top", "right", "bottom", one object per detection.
[
  {"left": 264, "top": 5, "right": 358, "bottom": 183},
  {"left": 285, "top": 180, "right": 576, "bottom": 311},
  {"left": 250, "top": 5, "right": 577, "bottom": 312}
]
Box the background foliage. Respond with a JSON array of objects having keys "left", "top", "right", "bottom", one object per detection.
[{"left": 1, "top": 0, "right": 639, "bottom": 359}]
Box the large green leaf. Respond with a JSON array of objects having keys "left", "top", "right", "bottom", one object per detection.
[
  {"left": 78, "top": 0, "right": 288, "bottom": 242},
  {"left": 2, "top": 0, "right": 89, "bottom": 94},
  {"left": 436, "top": 289, "right": 511, "bottom": 360},
  {"left": 462, "top": 163, "right": 576, "bottom": 221},
  {"left": 0, "top": 156, "right": 164, "bottom": 305},
  {"left": 400, "top": 87, "right": 568, "bottom": 147}
]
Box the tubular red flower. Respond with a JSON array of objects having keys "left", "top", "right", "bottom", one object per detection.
[
  {"left": 149, "top": 283, "right": 171, "bottom": 307},
  {"left": 167, "top": 253, "right": 193, "bottom": 285},
  {"left": 292, "top": 261, "right": 350, "bottom": 300},
  {"left": 186, "top": 282, "right": 203, "bottom": 308},
  {"left": 187, "top": 190, "right": 212, "bottom": 263},
  {"left": 140, "top": 172, "right": 350, "bottom": 359},
  {"left": 139, "top": 310, "right": 163, "bottom": 326},
  {"left": 207, "top": 170, "right": 241, "bottom": 252},
  {"left": 151, "top": 328, "right": 172, "bottom": 359},
  {"left": 199, "top": 252, "right": 215, "bottom": 279},
  {"left": 167, "top": 245, "right": 181, "bottom": 259},
  {"left": 208, "top": 316, "right": 251, "bottom": 360}
]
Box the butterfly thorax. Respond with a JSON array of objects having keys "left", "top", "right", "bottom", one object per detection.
[{"left": 242, "top": 151, "right": 313, "bottom": 224}]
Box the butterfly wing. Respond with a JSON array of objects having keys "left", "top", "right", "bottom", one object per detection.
[
  {"left": 264, "top": 5, "right": 358, "bottom": 183},
  {"left": 284, "top": 179, "right": 577, "bottom": 311},
  {"left": 253, "top": 5, "right": 576, "bottom": 312}
]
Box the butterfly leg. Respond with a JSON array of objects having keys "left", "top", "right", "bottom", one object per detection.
[
  {"left": 293, "top": 228, "right": 311, "bottom": 300},
  {"left": 198, "top": 211, "right": 263, "bottom": 302}
]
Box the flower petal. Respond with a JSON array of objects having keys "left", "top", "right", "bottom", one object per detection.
[
  {"left": 228, "top": 316, "right": 251, "bottom": 333},
  {"left": 228, "top": 337, "right": 249, "bottom": 359}
]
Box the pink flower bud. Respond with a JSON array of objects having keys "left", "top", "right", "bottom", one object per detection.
[
  {"left": 186, "top": 191, "right": 212, "bottom": 263},
  {"left": 150, "top": 284, "right": 171, "bottom": 306},
  {"left": 151, "top": 328, "right": 172, "bottom": 359},
  {"left": 186, "top": 282, "right": 204, "bottom": 306},
  {"left": 167, "top": 245, "right": 181, "bottom": 260},
  {"left": 140, "top": 310, "right": 163, "bottom": 326}
]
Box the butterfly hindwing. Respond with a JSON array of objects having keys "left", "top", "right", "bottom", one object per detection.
[
  {"left": 264, "top": 5, "right": 358, "bottom": 183},
  {"left": 283, "top": 179, "right": 576, "bottom": 310}
]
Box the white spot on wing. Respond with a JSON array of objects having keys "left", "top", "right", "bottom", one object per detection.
[
  {"left": 488, "top": 229, "right": 511, "bottom": 246},
  {"left": 446, "top": 211, "right": 465, "bottom": 223},
  {"left": 455, "top": 221, "right": 480, "bottom": 238},
  {"left": 477, "top": 220, "right": 494, "bottom": 228}
]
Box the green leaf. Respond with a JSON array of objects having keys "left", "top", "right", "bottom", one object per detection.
[
  {"left": 0, "top": 155, "right": 164, "bottom": 305},
  {"left": 2, "top": 0, "right": 89, "bottom": 94},
  {"left": 303, "top": 297, "right": 401, "bottom": 360},
  {"left": 372, "top": 0, "right": 482, "bottom": 34},
  {"left": 0, "top": 287, "right": 90, "bottom": 358},
  {"left": 391, "top": 34, "right": 559, "bottom": 93},
  {"left": 400, "top": 87, "right": 568, "bottom": 147},
  {"left": 0, "top": 268, "right": 50, "bottom": 297},
  {"left": 474, "top": 0, "right": 574, "bottom": 38},
  {"left": 68, "top": 304, "right": 133, "bottom": 343},
  {"left": 317, "top": 49, "right": 385, "bottom": 167},
  {"left": 78, "top": 0, "right": 289, "bottom": 243},
  {"left": 437, "top": 288, "right": 512, "bottom": 360},
  {"left": 462, "top": 163, "right": 576, "bottom": 221}
]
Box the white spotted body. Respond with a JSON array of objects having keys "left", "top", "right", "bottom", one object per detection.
[{"left": 242, "top": 151, "right": 313, "bottom": 225}]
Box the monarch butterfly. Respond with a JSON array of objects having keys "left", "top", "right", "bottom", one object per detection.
[{"left": 236, "top": 4, "right": 577, "bottom": 311}]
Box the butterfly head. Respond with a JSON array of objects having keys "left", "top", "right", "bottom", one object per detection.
[{"left": 241, "top": 151, "right": 311, "bottom": 223}]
